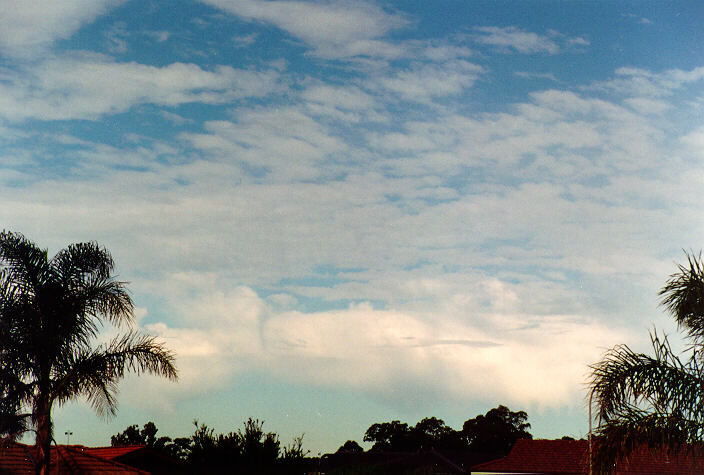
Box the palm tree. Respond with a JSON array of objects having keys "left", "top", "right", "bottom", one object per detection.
[
  {"left": 0, "top": 231, "right": 177, "bottom": 474},
  {"left": 589, "top": 253, "right": 704, "bottom": 473}
]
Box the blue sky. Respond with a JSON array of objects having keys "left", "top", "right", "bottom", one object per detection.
[{"left": 3, "top": 0, "right": 704, "bottom": 453}]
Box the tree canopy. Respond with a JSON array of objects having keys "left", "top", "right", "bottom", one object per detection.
[
  {"left": 112, "top": 418, "right": 309, "bottom": 473},
  {"left": 462, "top": 405, "right": 532, "bottom": 453},
  {"left": 363, "top": 406, "right": 531, "bottom": 454},
  {"left": 0, "top": 231, "right": 177, "bottom": 474}
]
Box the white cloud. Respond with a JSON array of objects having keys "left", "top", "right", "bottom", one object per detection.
[
  {"left": 590, "top": 66, "right": 704, "bottom": 97},
  {"left": 133, "top": 282, "right": 626, "bottom": 408},
  {"left": 0, "top": 0, "right": 124, "bottom": 58},
  {"left": 105, "top": 22, "right": 129, "bottom": 54},
  {"left": 2, "top": 58, "right": 703, "bottom": 421},
  {"left": 421, "top": 44, "right": 474, "bottom": 62},
  {"left": 183, "top": 105, "right": 347, "bottom": 181},
  {"left": 200, "top": 0, "right": 409, "bottom": 59},
  {"left": 473, "top": 26, "right": 561, "bottom": 54},
  {"left": 371, "top": 60, "right": 484, "bottom": 103},
  {"left": 0, "top": 55, "right": 282, "bottom": 121},
  {"left": 515, "top": 71, "right": 559, "bottom": 82},
  {"left": 623, "top": 97, "right": 670, "bottom": 115},
  {"left": 301, "top": 84, "right": 380, "bottom": 122},
  {"left": 233, "top": 33, "right": 258, "bottom": 47}
]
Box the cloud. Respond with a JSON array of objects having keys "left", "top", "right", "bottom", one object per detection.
[
  {"left": 472, "top": 27, "right": 561, "bottom": 54},
  {"left": 2, "top": 59, "right": 702, "bottom": 420},
  {"left": 301, "top": 84, "right": 381, "bottom": 122},
  {"left": 233, "top": 33, "right": 258, "bottom": 47},
  {"left": 182, "top": 105, "right": 348, "bottom": 181},
  {"left": 515, "top": 71, "right": 559, "bottom": 82},
  {"left": 200, "top": 0, "right": 409, "bottom": 59},
  {"left": 0, "top": 0, "right": 124, "bottom": 58},
  {"left": 371, "top": 60, "right": 484, "bottom": 103},
  {"left": 105, "top": 22, "right": 129, "bottom": 54},
  {"left": 623, "top": 97, "right": 670, "bottom": 115},
  {"left": 0, "top": 55, "right": 282, "bottom": 121},
  {"left": 135, "top": 282, "right": 625, "bottom": 408},
  {"left": 589, "top": 66, "right": 704, "bottom": 97}
]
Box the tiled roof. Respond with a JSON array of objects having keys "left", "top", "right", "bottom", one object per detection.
[
  {"left": 0, "top": 443, "right": 149, "bottom": 474},
  {"left": 322, "top": 450, "right": 466, "bottom": 473},
  {"left": 0, "top": 443, "right": 36, "bottom": 474},
  {"left": 472, "top": 439, "right": 587, "bottom": 474},
  {"left": 471, "top": 439, "right": 704, "bottom": 475},
  {"left": 82, "top": 445, "right": 147, "bottom": 460},
  {"left": 53, "top": 445, "right": 150, "bottom": 474}
]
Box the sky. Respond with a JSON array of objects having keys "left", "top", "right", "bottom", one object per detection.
[{"left": 2, "top": 0, "right": 704, "bottom": 454}]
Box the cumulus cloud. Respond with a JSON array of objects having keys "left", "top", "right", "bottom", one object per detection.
[{"left": 132, "top": 282, "right": 625, "bottom": 408}]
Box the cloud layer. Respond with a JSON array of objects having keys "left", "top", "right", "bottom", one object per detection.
[{"left": 3, "top": 0, "right": 704, "bottom": 449}]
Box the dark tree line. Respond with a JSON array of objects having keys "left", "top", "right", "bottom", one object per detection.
[
  {"left": 358, "top": 405, "right": 532, "bottom": 455},
  {"left": 111, "top": 418, "right": 309, "bottom": 474},
  {"left": 112, "top": 405, "right": 533, "bottom": 473}
]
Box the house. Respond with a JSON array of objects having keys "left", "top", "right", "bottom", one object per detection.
[
  {"left": 321, "top": 450, "right": 466, "bottom": 474},
  {"left": 471, "top": 438, "right": 704, "bottom": 475},
  {"left": 0, "top": 443, "right": 149, "bottom": 474},
  {"left": 320, "top": 449, "right": 503, "bottom": 474},
  {"left": 83, "top": 445, "right": 186, "bottom": 474},
  {"left": 0, "top": 443, "right": 183, "bottom": 474}
]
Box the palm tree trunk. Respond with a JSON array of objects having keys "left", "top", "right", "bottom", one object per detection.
[{"left": 34, "top": 399, "right": 52, "bottom": 475}]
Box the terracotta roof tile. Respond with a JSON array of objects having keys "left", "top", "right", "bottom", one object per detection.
[
  {"left": 82, "top": 445, "right": 148, "bottom": 460},
  {"left": 53, "top": 445, "right": 150, "bottom": 474},
  {"left": 0, "top": 444, "right": 36, "bottom": 474},
  {"left": 472, "top": 439, "right": 704, "bottom": 475},
  {"left": 0, "top": 443, "right": 149, "bottom": 474}
]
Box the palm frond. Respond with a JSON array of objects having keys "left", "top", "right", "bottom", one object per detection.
[
  {"left": 660, "top": 252, "right": 704, "bottom": 341},
  {"left": 590, "top": 332, "right": 704, "bottom": 422},
  {"left": 50, "top": 242, "right": 115, "bottom": 284},
  {"left": 0, "top": 231, "right": 49, "bottom": 295},
  {"left": 80, "top": 276, "right": 134, "bottom": 326},
  {"left": 52, "top": 331, "right": 177, "bottom": 416}
]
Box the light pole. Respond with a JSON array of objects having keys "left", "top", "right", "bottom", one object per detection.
[
  {"left": 65, "top": 431, "right": 73, "bottom": 446},
  {"left": 588, "top": 391, "right": 594, "bottom": 475}
]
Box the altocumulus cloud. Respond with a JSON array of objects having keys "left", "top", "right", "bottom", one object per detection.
[{"left": 3, "top": 0, "right": 704, "bottom": 449}]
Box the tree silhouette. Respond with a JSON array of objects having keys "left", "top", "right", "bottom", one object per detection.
[
  {"left": 336, "top": 440, "right": 364, "bottom": 453},
  {"left": 462, "top": 405, "right": 532, "bottom": 454},
  {"left": 411, "top": 417, "right": 464, "bottom": 451},
  {"left": 186, "top": 418, "right": 283, "bottom": 473},
  {"left": 589, "top": 253, "right": 704, "bottom": 473},
  {"left": 364, "top": 420, "right": 411, "bottom": 451},
  {"left": 0, "top": 231, "right": 177, "bottom": 474},
  {"left": 111, "top": 421, "right": 176, "bottom": 451}
]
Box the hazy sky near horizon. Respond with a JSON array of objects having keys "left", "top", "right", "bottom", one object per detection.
[{"left": 2, "top": 0, "right": 704, "bottom": 452}]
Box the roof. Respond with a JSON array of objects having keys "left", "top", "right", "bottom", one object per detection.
[
  {"left": 84, "top": 445, "right": 187, "bottom": 474},
  {"left": 0, "top": 443, "right": 149, "bottom": 474},
  {"left": 82, "top": 445, "right": 148, "bottom": 460},
  {"left": 322, "top": 450, "right": 466, "bottom": 473},
  {"left": 53, "top": 445, "right": 150, "bottom": 474},
  {"left": 472, "top": 439, "right": 587, "bottom": 474},
  {"left": 471, "top": 439, "right": 704, "bottom": 475},
  {"left": 0, "top": 443, "right": 36, "bottom": 474}
]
